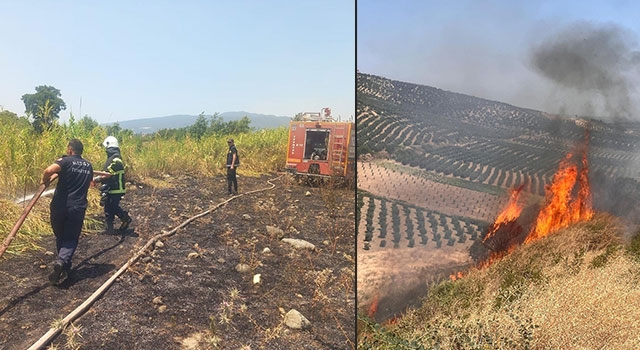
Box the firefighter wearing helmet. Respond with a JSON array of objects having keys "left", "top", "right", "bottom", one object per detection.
[{"left": 96, "top": 136, "right": 132, "bottom": 233}]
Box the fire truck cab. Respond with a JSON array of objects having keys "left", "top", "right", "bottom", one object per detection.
[{"left": 286, "top": 108, "right": 355, "bottom": 180}]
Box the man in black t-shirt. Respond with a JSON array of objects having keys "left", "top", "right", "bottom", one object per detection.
[
  {"left": 41, "top": 139, "right": 93, "bottom": 285},
  {"left": 226, "top": 138, "right": 240, "bottom": 195}
]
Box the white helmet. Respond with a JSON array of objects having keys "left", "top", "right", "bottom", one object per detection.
[{"left": 103, "top": 136, "right": 119, "bottom": 148}]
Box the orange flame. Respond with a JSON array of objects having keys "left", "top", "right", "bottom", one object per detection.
[
  {"left": 385, "top": 315, "right": 400, "bottom": 326},
  {"left": 483, "top": 184, "right": 525, "bottom": 244},
  {"left": 449, "top": 271, "right": 464, "bottom": 281},
  {"left": 367, "top": 295, "right": 379, "bottom": 318},
  {"left": 525, "top": 129, "right": 593, "bottom": 243},
  {"left": 571, "top": 142, "right": 593, "bottom": 222},
  {"left": 446, "top": 128, "right": 593, "bottom": 282}
]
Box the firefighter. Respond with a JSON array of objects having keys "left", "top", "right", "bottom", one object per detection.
[
  {"left": 41, "top": 139, "right": 93, "bottom": 285},
  {"left": 96, "top": 136, "right": 132, "bottom": 234},
  {"left": 226, "top": 138, "right": 240, "bottom": 195}
]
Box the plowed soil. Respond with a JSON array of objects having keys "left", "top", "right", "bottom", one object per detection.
[{"left": 0, "top": 173, "right": 355, "bottom": 349}]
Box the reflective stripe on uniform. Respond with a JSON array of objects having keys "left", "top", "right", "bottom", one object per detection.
[{"left": 107, "top": 157, "right": 126, "bottom": 194}]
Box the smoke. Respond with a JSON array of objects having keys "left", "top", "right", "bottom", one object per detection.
[{"left": 529, "top": 21, "right": 640, "bottom": 121}]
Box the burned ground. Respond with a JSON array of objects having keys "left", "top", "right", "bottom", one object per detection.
[{"left": 0, "top": 173, "right": 355, "bottom": 349}]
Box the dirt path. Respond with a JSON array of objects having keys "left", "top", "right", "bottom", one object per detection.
[{"left": 0, "top": 174, "right": 355, "bottom": 349}]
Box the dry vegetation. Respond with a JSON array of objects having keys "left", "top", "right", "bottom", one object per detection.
[
  {"left": 0, "top": 115, "right": 358, "bottom": 348},
  {"left": 358, "top": 214, "right": 640, "bottom": 349},
  {"left": 1, "top": 174, "right": 356, "bottom": 349}
]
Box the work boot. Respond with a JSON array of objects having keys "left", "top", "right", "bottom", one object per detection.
[
  {"left": 119, "top": 213, "right": 132, "bottom": 231},
  {"left": 48, "top": 262, "right": 67, "bottom": 285},
  {"left": 104, "top": 221, "right": 115, "bottom": 235}
]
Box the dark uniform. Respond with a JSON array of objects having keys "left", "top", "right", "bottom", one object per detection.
[
  {"left": 226, "top": 139, "right": 240, "bottom": 194},
  {"left": 49, "top": 152, "right": 93, "bottom": 281},
  {"left": 100, "top": 146, "right": 131, "bottom": 232}
]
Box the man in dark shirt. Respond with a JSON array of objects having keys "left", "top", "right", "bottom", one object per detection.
[
  {"left": 226, "top": 138, "right": 240, "bottom": 195},
  {"left": 41, "top": 139, "right": 93, "bottom": 285}
]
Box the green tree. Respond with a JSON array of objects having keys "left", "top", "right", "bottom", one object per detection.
[
  {"left": 207, "top": 112, "right": 224, "bottom": 134},
  {"left": 189, "top": 112, "right": 208, "bottom": 141},
  {"left": 21, "top": 85, "right": 67, "bottom": 133},
  {"left": 0, "top": 109, "right": 18, "bottom": 121},
  {"left": 0, "top": 110, "right": 30, "bottom": 129},
  {"left": 223, "top": 116, "right": 252, "bottom": 135},
  {"left": 105, "top": 122, "right": 133, "bottom": 141},
  {"left": 106, "top": 122, "right": 123, "bottom": 137},
  {"left": 205, "top": 113, "right": 252, "bottom": 136},
  {"left": 78, "top": 115, "right": 100, "bottom": 133}
]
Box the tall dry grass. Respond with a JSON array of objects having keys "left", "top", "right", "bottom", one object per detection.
[
  {"left": 359, "top": 213, "right": 640, "bottom": 349},
  {"left": 0, "top": 121, "right": 287, "bottom": 257},
  {"left": 118, "top": 127, "right": 288, "bottom": 179}
]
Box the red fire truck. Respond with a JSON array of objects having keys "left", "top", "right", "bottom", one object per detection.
[{"left": 285, "top": 108, "right": 355, "bottom": 181}]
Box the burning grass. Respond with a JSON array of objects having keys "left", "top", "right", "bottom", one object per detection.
[
  {"left": 469, "top": 128, "right": 595, "bottom": 272},
  {"left": 358, "top": 214, "right": 640, "bottom": 349},
  {"left": 358, "top": 127, "right": 640, "bottom": 348}
]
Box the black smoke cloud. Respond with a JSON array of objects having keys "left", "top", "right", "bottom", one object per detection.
[{"left": 530, "top": 21, "right": 640, "bottom": 120}]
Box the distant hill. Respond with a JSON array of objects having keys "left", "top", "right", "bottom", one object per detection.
[
  {"left": 357, "top": 71, "right": 640, "bottom": 217},
  {"left": 106, "top": 111, "right": 291, "bottom": 134}
]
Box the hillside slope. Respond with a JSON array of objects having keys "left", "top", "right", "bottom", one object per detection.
[
  {"left": 357, "top": 72, "right": 640, "bottom": 220},
  {"left": 356, "top": 71, "right": 640, "bottom": 327},
  {"left": 108, "top": 111, "right": 291, "bottom": 134},
  {"left": 358, "top": 214, "right": 640, "bottom": 349}
]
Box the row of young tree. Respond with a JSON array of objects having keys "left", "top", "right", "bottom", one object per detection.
[
  {"left": 359, "top": 192, "right": 489, "bottom": 249},
  {"left": 157, "top": 113, "right": 252, "bottom": 141}
]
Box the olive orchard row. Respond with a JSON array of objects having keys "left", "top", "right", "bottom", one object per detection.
[
  {"left": 357, "top": 191, "right": 489, "bottom": 251},
  {"left": 357, "top": 161, "right": 507, "bottom": 221}
]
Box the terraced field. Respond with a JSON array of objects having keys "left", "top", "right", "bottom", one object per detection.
[
  {"left": 358, "top": 161, "right": 506, "bottom": 220},
  {"left": 356, "top": 72, "right": 640, "bottom": 321},
  {"left": 357, "top": 192, "right": 487, "bottom": 249}
]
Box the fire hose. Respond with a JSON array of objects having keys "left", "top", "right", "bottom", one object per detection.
[
  {"left": 0, "top": 174, "right": 58, "bottom": 260},
  {"left": 27, "top": 174, "right": 283, "bottom": 349},
  {"left": 1, "top": 171, "right": 114, "bottom": 260}
]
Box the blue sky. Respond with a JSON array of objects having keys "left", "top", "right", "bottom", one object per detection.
[
  {"left": 0, "top": 1, "right": 355, "bottom": 124},
  {"left": 358, "top": 1, "right": 640, "bottom": 121}
]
